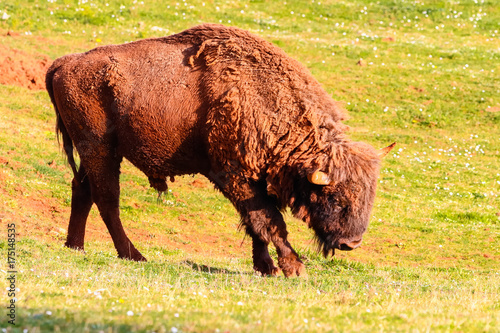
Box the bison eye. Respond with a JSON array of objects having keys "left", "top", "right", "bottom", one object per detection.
[{"left": 310, "top": 192, "right": 318, "bottom": 203}]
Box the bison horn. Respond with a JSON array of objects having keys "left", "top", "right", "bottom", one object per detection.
[
  {"left": 378, "top": 142, "right": 396, "bottom": 158},
  {"left": 307, "top": 170, "right": 331, "bottom": 185}
]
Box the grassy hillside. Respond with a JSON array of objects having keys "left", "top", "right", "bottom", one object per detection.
[{"left": 1, "top": 0, "right": 499, "bottom": 332}]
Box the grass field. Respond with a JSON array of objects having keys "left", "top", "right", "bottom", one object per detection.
[{"left": 1, "top": 0, "right": 499, "bottom": 332}]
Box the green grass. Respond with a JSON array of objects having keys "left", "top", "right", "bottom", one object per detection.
[
  {"left": 10, "top": 245, "right": 500, "bottom": 332},
  {"left": 1, "top": 0, "right": 500, "bottom": 332}
]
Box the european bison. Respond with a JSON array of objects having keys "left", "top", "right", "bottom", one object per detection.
[{"left": 46, "top": 24, "right": 394, "bottom": 277}]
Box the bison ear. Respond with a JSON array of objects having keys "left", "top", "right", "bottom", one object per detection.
[
  {"left": 307, "top": 170, "right": 332, "bottom": 186},
  {"left": 378, "top": 142, "right": 396, "bottom": 158}
]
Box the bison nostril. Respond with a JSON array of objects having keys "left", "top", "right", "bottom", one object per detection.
[{"left": 338, "top": 238, "right": 363, "bottom": 251}]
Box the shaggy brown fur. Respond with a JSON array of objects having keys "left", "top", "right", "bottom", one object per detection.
[{"left": 46, "top": 24, "right": 389, "bottom": 277}]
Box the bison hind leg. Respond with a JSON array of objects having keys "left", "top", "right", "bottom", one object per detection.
[
  {"left": 84, "top": 153, "right": 146, "bottom": 262},
  {"left": 65, "top": 164, "right": 93, "bottom": 251}
]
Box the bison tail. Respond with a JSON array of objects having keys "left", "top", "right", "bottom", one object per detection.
[{"left": 46, "top": 63, "right": 79, "bottom": 177}]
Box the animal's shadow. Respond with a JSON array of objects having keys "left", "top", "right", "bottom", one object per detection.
[{"left": 181, "top": 260, "right": 252, "bottom": 276}]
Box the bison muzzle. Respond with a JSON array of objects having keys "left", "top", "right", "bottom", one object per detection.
[{"left": 46, "top": 24, "right": 394, "bottom": 277}]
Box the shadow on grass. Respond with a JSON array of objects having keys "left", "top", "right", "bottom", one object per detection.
[{"left": 181, "top": 260, "right": 252, "bottom": 275}]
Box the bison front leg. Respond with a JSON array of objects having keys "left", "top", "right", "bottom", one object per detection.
[
  {"left": 223, "top": 182, "right": 306, "bottom": 278},
  {"left": 245, "top": 207, "right": 306, "bottom": 277},
  {"left": 244, "top": 228, "right": 280, "bottom": 276},
  {"left": 272, "top": 225, "right": 307, "bottom": 278}
]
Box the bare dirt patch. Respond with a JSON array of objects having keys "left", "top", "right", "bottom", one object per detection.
[{"left": 0, "top": 44, "right": 52, "bottom": 90}]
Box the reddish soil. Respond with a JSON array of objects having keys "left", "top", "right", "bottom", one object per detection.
[
  {"left": 0, "top": 43, "right": 52, "bottom": 90},
  {"left": 382, "top": 36, "right": 395, "bottom": 42},
  {"left": 486, "top": 106, "right": 500, "bottom": 113},
  {"left": 191, "top": 179, "right": 208, "bottom": 188}
]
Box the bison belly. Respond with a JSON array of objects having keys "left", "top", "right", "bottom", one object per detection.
[{"left": 116, "top": 81, "right": 211, "bottom": 179}]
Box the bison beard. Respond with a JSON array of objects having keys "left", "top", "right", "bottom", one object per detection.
[{"left": 46, "top": 24, "right": 393, "bottom": 277}]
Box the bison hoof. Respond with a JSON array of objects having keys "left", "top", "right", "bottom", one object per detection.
[
  {"left": 254, "top": 264, "right": 281, "bottom": 277},
  {"left": 118, "top": 247, "right": 147, "bottom": 262},
  {"left": 119, "top": 253, "right": 147, "bottom": 262},
  {"left": 278, "top": 257, "right": 307, "bottom": 278},
  {"left": 135, "top": 255, "right": 147, "bottom": 262},
  {"left": 64, "top": 241, "right": 85, "bottom": 252}
]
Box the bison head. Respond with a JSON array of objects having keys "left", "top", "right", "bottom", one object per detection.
[{"left": 289, "top": 142, "right": 395, "bottom": 257}]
